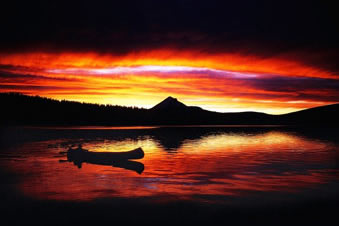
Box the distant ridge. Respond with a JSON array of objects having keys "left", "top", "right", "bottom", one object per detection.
[
  {"left": 279, "top": 103, "right": 339, "bottom": 125},
  {"left": 1, "top": 93, "right": 338, "bottom": 126}
]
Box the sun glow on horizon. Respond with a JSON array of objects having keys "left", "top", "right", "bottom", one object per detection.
[{"left": 0, "top": 50, "right": 338, "bottom": 114}]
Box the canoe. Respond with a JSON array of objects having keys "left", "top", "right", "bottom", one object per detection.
[
  {"left": 67, "top": 147, "right": 144, "bottom": 163},
  {"left": 63, "top": 146, "right": 144, "bottom": 173}
]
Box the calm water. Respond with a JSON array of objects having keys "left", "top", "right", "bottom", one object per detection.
[{"left": 1, "top": 126, "right": 339, "bottom": 206}]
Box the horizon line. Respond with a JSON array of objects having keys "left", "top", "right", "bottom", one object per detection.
[{"left": 2, "top": 92, "right": 338, "bottom": 116}]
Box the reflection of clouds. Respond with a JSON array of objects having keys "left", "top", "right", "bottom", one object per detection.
[
  {"left": 2, "top": 127, "right": 339, "bottom": 201},
  {"left": 180, "top": 131, "right": 331, "bottom": 154}
]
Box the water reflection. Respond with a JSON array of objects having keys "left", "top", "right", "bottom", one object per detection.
[{"left": 0, "top": 126, "right": 338, "bottom": 202}]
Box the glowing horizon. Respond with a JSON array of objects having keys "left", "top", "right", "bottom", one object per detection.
[{"left": 0, "top": 50, "right": 338, "bottom": 114}]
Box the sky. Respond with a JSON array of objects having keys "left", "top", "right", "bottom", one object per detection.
[{"left": 1, "top": 0, "right": 338, "bottom": 114}]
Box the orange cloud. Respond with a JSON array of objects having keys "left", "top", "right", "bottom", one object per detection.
[
  {"left": 0, "top": 49, "right": 337, "bottom": 79},
  {"left": 0, "top": 49, "right": 338, "bottom": 114}
]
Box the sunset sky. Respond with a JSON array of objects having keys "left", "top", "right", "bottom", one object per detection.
[{"left": 1, "top": 1, "right": 338, "bottom": 114}]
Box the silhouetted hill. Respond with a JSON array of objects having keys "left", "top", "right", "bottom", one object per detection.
[
  {"left": 151, "top": 96, "right": 188, "bottom": 111},
  {"left": 1, "top": 93, "right": 338, "bottom": 126},
  {"left": 150, "top": 96, "right": 275, "bottom": 125},
  {"left": 279, "top": 103, "right": 339, "bottom": 125}
]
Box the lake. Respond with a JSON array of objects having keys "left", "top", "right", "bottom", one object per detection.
[{"left": 0, "top": 126, "right": 339, "bottom": 225}]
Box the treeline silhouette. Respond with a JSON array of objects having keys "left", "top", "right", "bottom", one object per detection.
[
  {"left": 1, "top": 93, "right": 148, "bottom": 125},
  {"left": 1, "top": 93, "right": 338, "bottom": 126}
]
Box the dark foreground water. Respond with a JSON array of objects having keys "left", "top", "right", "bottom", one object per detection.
[{"left": 0, "top": 126, "right": 339, "bottom": 225}]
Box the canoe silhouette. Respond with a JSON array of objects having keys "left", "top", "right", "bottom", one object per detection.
[
  {"left": 67, "top": 146, "right": 144, "bottom": 161},
  {"left": 65, "top": 146, "right": 145, "bottom": 173}
]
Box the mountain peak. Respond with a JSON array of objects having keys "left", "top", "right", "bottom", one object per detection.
[
  {"left": 163, "top": 96, "right": 177, "bottom": 102},
  {"left": 151, "top": 96, "right": 187, "bottom": 111}
]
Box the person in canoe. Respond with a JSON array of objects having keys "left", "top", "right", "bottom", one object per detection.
[{"left": 67, "top": 144, "right": 88, "bottom": 168}]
